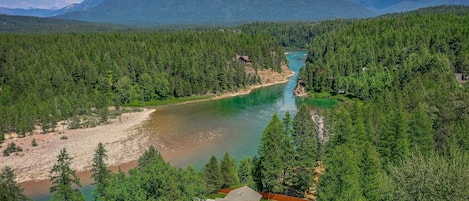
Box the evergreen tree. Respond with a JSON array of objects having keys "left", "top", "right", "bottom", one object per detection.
[
  {"left": 0, "top": 166, "right": 29, "bottom": 201},
  {"left": 292, "top": 104, "right": 318, "bottom": 195},
  {"left": 318, "top": 145, "right": 364, "bottom": 201},
  {"left": 201, "top": 155, "right": 222, "bottom": 194},
  {"left": 238, "top": 157, "right": 255, "bottom": 188},
  {"left": 359, "top": 142, "right": 391, "bottom": 200},
  {"left": 257, "top": 113, "right": 285, "bottom": 193},
  {"left": 91, "top": 142, "right": 112, "bottom": 201},
  {"left": 409, "top": 104, "right": 434, "bottom": 155},
  {"left": 220, "top": 152, "right": 239, "bottom": 188},
  {"left": 49, "top": 148, "right": 84, "bottom": 201},
  {"left": 379, "top": 100, "right": 410, "bottom": 167},
  {"left": 137, "top": 145, "right": 161, "bottom": 169},
  {"left": 281, "top": 112, "right": 296, "bottom": 194}
]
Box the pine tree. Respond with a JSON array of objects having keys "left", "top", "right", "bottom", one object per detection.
[
  {"left": 257, "top": 113, "right": 285, "bottom": 193},
  {"left": 292, "top": 104, "right": 318, "bottom": 195},
  {"left": 201, "top": 155, "right": 222, "bottom": 194},
  {"left": 49, "top": 148, "right": 84, "bottom": 201},
  {"left": 318, "top": 145, "right": 364, "bottom": 201},
  {"left": 409, "top": 104, "right": 434, "bottom": 155},
  {"left": 238, "top": 157, "right": 255, "bottom": 188},
  {"left": 359, "top": 142, "right": 391, "bottom": 200},
  {"left": 281, "top": 112, "right": 296, "bottom": 194},
  {"left": 0, "top": 166, "right": 29, "bottom": 201},
  {"left": 91, "top": 142, "right": 112, "bottom": 201},
  {"left": 220, "top": 152, "right": 239, "bottom": 188},
  {"left": 137, "top": 145, "right": 161, "bottom": 169}
]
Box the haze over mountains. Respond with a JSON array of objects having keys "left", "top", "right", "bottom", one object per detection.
[
  {"left": 55, "top": 0, "right": 374, "bottom": 25},
  {"left": 0, "top": 0, "right": 468, "bottom": 26},
  {"left": 351, "top": 0, "right": 469, "bottom": 13}
]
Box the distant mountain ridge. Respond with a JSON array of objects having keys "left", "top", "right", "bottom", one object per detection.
[
  {"left": 2, "top": 0, "right": 468, "bottom": 26},
  {"left": 0, "top": 0, "right": 103, "bottom": 17},
  {"left": 54, "top": 0, "right": 374, "bottom": 25},
  {"left": 350, "top": 0, "right": 469, "bottom": 13}
]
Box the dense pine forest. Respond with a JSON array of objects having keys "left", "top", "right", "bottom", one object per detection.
[
  {"left": 1, "top": 5, "right": 469, "bottom": 201},
  {"left": 298, "top": 6, "right": 469, "bottom": 200},
  {"left": 0, "top": 31, "right": 285, "bottom": 137}
]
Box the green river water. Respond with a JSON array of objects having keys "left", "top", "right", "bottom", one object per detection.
[{"left": 29, "top": 50, "right": 307, "bottom": 200}]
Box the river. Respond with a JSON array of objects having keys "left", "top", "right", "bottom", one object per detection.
[{"left": 25, "top": 50, "right": 307, "bottom": 200}]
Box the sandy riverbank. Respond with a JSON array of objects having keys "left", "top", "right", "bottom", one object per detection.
[
  {"left": 0, "top": 108, "right": 155, "bottom": 183},
  {"left": 0, "top": 63, "right": 294, "bottom": 185}
]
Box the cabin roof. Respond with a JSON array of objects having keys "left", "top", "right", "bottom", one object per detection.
[{"left": 216, "top": 186, "right": 262, "bottom": 201}]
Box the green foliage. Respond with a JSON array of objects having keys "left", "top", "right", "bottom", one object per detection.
[
  {"left": 3, "top": 142, "right": 23, "bottom": 156},
  {"left": 389, "top": 149, "right": 469, "bottom": 200},
  {"left": 49, "top": 148, "right": 84, "bottom": 201},
  {"left": 318, "top": 145, "right": 364, "bottom": 201},
  {"left": 104, "top": 146, "right": 203, "bottom": 200},
  {"left": 256, "top": 113, "right": 288, "bottom": 194},
  {"left": 0, "top": 31, "right": 285, "bottom": 135},
  {"left": 291, "top": 104, "right": 318, "bottom": 195},
  {"left": 60, "top": 135, "right": 68, "bottom": 140},
  {"left": 220, "top": 152, "right": 239, "bottom": 188},
  {"left": 31, "top": 138, "right": 38, "bottom": 147},
  {"left": 201, "top": 155, "right": 222, "bottom": 194},
  {"left": 91, "top": 142, "right": 112, "bottom": 201},
  {"left": 238, "top": 157, "right": 255, "bottom": 188},
  {"left": 0, "top": 166, "right": 30, "bottom": 201},
  {"left": 240, "top": 20, "right": 353, "bottom": 49},
  {"left": 304, "top": 7, "right": 469, "bottom": 200}
]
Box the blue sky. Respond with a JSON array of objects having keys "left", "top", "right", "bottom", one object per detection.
[{"left": 0, "top": 0, "right": 82, "bottom": 9}]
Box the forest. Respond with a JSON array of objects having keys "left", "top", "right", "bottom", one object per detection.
[
  {"left": 298, "top": 5, "right": 469, "bottom": 200},
  {"left": 0, "top": 31, "right": 285, "bottom": 138},
  {"left": 1, "top": 5, "right": 469, "bottom": 201}
]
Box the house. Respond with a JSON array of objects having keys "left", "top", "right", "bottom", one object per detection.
[
  {"left": 236, "top": 55, "right": 251, "bottom": 64},
  {"left": 215, "top": 186, "right": 262, "bottom": 201}
]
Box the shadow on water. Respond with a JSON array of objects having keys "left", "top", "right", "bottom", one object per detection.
[{"left": 26, "top": 51, "right": 308, "bottom": 200}]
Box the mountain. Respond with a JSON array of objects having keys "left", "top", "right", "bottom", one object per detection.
[
  {"left": 53, "top": 0, "right": 104, "bottom": 16},
  {"left": 350, "top": 0, "right": 469, "bottom": 13},
  {"left": 55, "top": 0, "right": 375, "bottom": 26},
  {"left": 0, "top": 0, "right": 103, "bottom": 17},
  {"left": 0, "top": 14, "right": 132, "bottom": 33},
  {"left": 0, "top": 7, "right": 56, "bottom": 17}
]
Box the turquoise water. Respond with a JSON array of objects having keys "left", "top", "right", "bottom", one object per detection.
[
  {"left": 145, "top": 51, "right": 307, "bottom": 168},
  {"left": 29, "top": 50, "right": 307, "bottom": 200}
]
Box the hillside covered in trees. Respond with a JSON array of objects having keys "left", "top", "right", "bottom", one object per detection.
[
  {"left": 296, "top": 5, "right": 469, "bottom": 200},
  {"left": 2, "top": 5, "right": 469, "bottom": 201},
  {"left": 0, "top": 31, "right": 285, "bottom": 138}
]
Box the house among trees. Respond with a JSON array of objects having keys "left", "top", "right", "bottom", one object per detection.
[
  {"left": 236, "top": 54, "right": 251, "bottom": 64},
  {"left": 455, "top": 73, "right": 468, "bottom": 83},
  {"left": 215, "top": 186, "right": 262, "bottom": 201}
]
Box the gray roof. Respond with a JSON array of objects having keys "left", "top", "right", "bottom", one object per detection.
[{"left": 216, "top": 186, "right": 262, "bottom": 201}]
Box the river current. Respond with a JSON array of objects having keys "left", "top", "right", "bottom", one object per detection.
[{"left": 28, "top": 50, "right": 307, "bottom": 200}]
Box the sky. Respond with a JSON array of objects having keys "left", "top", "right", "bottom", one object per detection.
[{"left": 0, "top": 0, "right": 82, "bottom": 9}]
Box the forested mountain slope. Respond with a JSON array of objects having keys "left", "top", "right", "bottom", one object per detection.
[
  {"left": 0, "top": 31, "right": 285, "bottom": 137},
  {"left": 0, "top": 14, "right": 133, "bottom": 33},
  {"left": 56, "top": 0, "right": 374, "bottom": 26},
  {"left": 296, "top": 6, "right": 469, "bottom": 200},
  {"left": 350, "top": 0, "right": 469, "bottom": 13}
]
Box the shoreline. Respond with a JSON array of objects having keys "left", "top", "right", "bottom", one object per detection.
[
  {"left": 1, "top": 64, "right": 295, "bottom": 187},
  {"left": 0, "top": 108, "right": 155, "bottom": 184}
]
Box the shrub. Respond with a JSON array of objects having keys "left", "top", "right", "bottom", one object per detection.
[
  {"left": 3, "top": 142, "right": 23, "bottom": 156},
  {"left": 60, "top": 135, "right": 68, "bottom": 140},
  {"left": 32, "top": 138, "right": 38, "bottom": 147}
]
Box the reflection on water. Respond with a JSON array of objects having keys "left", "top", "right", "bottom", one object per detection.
[
  {"left": 26, "top": 51, "right": 307, "bottom": 200},
  {"left": 144, "top": 51, "right": 307, "bottom": 168}
]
